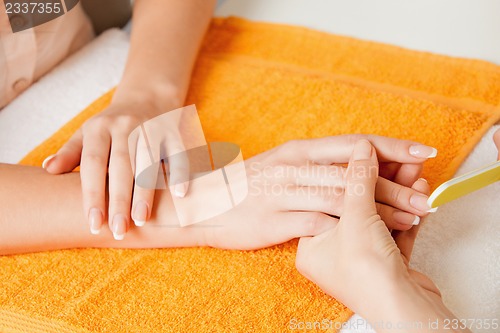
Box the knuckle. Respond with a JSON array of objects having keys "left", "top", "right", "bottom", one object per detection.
[
  {"left": 133, "top": 187, "right": 155, "bottom": 199},
  {"left": 390, "top": 139, "right": 405, "bottom": 155},
  {"left": 82, "top": 153, "right": 107, "bottom": 166},
  {"left": 112, "top": 149, "right": 132, "bottom": 162},
  {"left": 282, "top": 139, "right": 301, "bottom": 152},
  {"left": 83, "top": 188, "right": 105, "bottom": 203},
  {"left": 115, "top": 114, "right": 141, "bottom": 130},
  {"left": 319, "top": 192, "right": 338, "bottom": 213},
  {"left": 306, "top": 213, "right": 323, "bottom": 233},
  {"left": 345, "top": 134, "right": 364, "bottom": 146},
  {"left": 84, "top": 115, "right": 110, "bottom": 132},
  {"left": 390, "top": 184, "right": 405, "bottom": 204},
  {"left": 108, "top": 196, "right": 131, "bottom": 211}
]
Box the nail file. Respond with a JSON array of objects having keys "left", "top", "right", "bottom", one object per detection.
[{"left": 427, "top": 160, "right": 500, "bottom": 209}]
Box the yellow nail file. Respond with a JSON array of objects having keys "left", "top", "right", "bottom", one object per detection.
[{"left": 427, "top": 160, "right": 500, "bottom": 209}]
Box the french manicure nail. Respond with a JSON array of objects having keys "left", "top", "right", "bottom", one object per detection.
[
  {"left": 352, "top": 140, "right": 372, "bottom": 161},
  {"left": 410, "top": 194, "right": 432, "bottom": 212},
  {"left": 393, "top": 211, "right": 418, "bottom": 226},
  {"left": 412, "top": 216, "right": 420, "bottom": 225},
  {"left": 409, "top": 145, "right": 438, "bottom": 158},
  {"left": 112, "top": 214, "right": 127, "bottom": 240},
  {"left": 418, "top": 178, "right": 428, "bottom": 183},
  {"left": 42, "top": 154, "right": 56, "bottom": 169},
  {"left": 427, "top": 207, "right": 439, "bottom": 213},
  {"left": 89, "top": 208, "right": 102, "bottom": 235},
  {"left": 132, "top": 201, "right": 148, "bottom": 227},
  {"left": 174, "top": 183, "right": 187, "bottom": 198}
]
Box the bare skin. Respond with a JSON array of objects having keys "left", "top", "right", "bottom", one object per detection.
[
  {"left": 43, "top": 0, "right": 218, "bottom": 239},
  {"left": 296, "top": 140, "right": 471, "bottom": 333},
  {"left": 1, "top": 135, "right": 434, "bottom": 255}
]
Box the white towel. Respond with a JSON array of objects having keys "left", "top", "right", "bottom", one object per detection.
[
  {"left": 0, "top": 28, "right": 129, "bottom": 164},
  {"left": 412, "top": 126, "right": 500, "bottom": 325}
]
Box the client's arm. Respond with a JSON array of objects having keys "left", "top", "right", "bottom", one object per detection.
[
  {"left": 1, "top": 135, "right": 436, "bottom": 255},
  {"left": 0, "top": 163, "right": 203, "bottom": 255}
]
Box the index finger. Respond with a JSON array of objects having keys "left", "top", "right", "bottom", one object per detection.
[{"left": 274, "top": 134, "right": 437, "bottom": 165}]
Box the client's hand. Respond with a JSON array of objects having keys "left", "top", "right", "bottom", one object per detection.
[
  {"left": 202, "top": 135, "right": 436, "bottom": 250},
  {"left": 295, "top": 140, "right": 469, "bottom": 332}
]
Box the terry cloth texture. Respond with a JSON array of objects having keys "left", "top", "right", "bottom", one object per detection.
[{"left": 2, "top": 17, "right": 500, "bottom": 333}]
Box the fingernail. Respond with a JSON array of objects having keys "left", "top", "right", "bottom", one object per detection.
[
  {"left": 132, "top": 201, "right": 148, "bottom": 227},
  {"left": 409, "top": 145, "right": 438, "bottom": 158},
  {"left": 410, "top": 194, "right": 431, "bottom": 212},
  {"left": 418, "top": 178, "right": 428, "bottom": 183},
  {"left": 112, "top": 214, "right": 127, "bottom": 240},
  {"left": 89, "top": 208, "right": 102, "bottom": 235},
  {"left": 352, "top": 140, "right": 372, "bottom": 161},
  {"left": 42, "top": 154, "right": 56, "bottom": 169},
  {"left": 393, "top": 211, "right": 419, "bottom": 226},
  {"left": 174, "top": 183, "right": 187, "bottom": 198},
  {"left": 412, "top": 216, "right": 421, "bottom": 225}
]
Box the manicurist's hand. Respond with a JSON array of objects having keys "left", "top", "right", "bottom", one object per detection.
[
  {"left": 41, "top": 0, "right": 216, "bottom": 240},
  {"left": 202, "top": 135, "right": 437, "bottom": 250},
  {"left": 295, "top": 140, "right": 470, "bottom": 333},
  {"left": 42, "top": 95, "right": 187, "bottom": 240}
]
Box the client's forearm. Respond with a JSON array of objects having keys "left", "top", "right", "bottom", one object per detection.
[{"left": 0, "top": 164, "right": 206, "bottom": 255}]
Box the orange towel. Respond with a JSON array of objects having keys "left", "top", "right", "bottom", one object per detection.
[{"left": 2, "top": 17, "right": 500, "bottom": 332}]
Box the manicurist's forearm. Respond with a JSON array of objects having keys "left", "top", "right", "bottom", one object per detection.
[
  {"left": 0, "top": 164, "right": 206, "bottom": 255},
  {"left": 113, "top": 0, "right": 217, "bottom": 106}
]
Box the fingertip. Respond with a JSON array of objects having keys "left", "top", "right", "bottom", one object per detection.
[
  {"left": 409, "top": 144, "right": 438, "bottom": 159},
  {"left": 174, "top": 182, "right": 189, "bottom": 198},
  {"left": 134, "top": 220, "right": 146, "bottom": 227},
  {"left": 42, "top": 154, "right": 57, "bottom": 171},
  {"left": 352, "top": 139, "right": 374, "bottom": 161},
  {"left": 44, "top": 152, "right": 81, "bottom": 174},
  {"left": 411, "top": 177, "right": 431, "bottom": 195},
  {"left": 493, "top": 128, "right": 500, "bottom": 143},
  {"left": 132, "top": 200, "right": 149, "bottom": 227},
  {"left": 89, "top": 208, "right": 103, "bottom": 235},
  {"left": 111, "top": 214, "right": 128, "bottom": 241}
]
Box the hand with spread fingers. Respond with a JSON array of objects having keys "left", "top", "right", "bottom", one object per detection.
[
  {"left": 295, "top": 140, "right": 470, "bottom": 333},
  {"left": 40, "top": 0, "right": 216, "bottom": 240},
  {"left": 42, "top": 98, "right": 190, "bottom": 240}
]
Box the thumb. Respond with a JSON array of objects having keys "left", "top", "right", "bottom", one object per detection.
[
  {"left": 43, "top": 130, "right": 83, "bottom": 174},
  {"left": 343, "top": 139, "right": 379, "bottom": 222}
]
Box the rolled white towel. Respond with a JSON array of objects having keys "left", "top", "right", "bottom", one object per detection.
[{"left": 0, "top": 28, "right": 130, "bottom": 164}]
